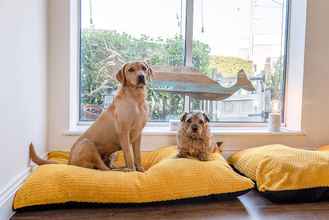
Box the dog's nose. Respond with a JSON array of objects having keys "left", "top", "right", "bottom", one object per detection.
[
  {"left": 138, "top": 75, "right": 145, "bottom": 84},
  {"left": 191, "top": 124, "right": 198, "bottom": 132}
]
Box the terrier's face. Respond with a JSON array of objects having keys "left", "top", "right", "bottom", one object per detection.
[{"left": 180, "top": 112, "right": 210, "bottom": 139}]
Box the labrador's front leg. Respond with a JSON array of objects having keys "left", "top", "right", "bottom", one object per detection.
[
  {"left": 132, "top": 135, "right": 144, "bottom": 172},
  {"left": 119, "top": 131, "right": 136, "bottom": 171}
]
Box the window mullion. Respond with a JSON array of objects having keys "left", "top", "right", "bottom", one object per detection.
[
  {"left": 185, "top": 0, "right": 193, "bottom": 67},
  {"left": 184, "top": 0, "right": 194, "bottom": 112}
]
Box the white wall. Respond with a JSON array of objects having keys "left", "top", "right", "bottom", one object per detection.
[
  {"left": 47, "top": 0, "right": 329, "bottom": 154},
  {"left": 301, "top": 0, "right": 329, "bottom": 146},
  {"left": 47, "top": 0, "right": 71, "bottom": 151},
  {"left": 0, "top": 0, "right": 47, "bottom": 218}
]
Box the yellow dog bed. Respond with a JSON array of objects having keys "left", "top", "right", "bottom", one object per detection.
[
  {"left": 228, "top": 144, "right": 329, "bottom": 202},
  {"left": 14, "top": 146, "right": 254, "bottom": 210}
]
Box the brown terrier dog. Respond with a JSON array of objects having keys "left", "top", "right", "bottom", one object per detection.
[{"left": 177, "top": 112, "right": 222, "bottom": 161}]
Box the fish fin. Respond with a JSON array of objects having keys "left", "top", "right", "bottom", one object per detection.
[{"left": 236, "top": 69, "right": 255, "bottom": 91}]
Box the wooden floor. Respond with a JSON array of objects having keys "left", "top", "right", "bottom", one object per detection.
[{"left": 12, "top": 190, "right": 329, "bottom": 220}]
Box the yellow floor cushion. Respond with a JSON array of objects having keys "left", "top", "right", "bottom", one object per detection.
[
  {"left": 14, "top": 146, "right": 254, "bottom": 210},
  {"left": 228, "top": 144, "right": 329, "bottom": 202}
]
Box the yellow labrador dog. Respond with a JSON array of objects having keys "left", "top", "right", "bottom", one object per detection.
[{"left": 30, "top": 61, "right": 153, "bottom": 172}]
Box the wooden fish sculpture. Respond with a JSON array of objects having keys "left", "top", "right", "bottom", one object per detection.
[{"left": 150, "top": 66, "right": 255, "bottom": 101}]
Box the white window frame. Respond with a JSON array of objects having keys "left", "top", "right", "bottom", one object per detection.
[{"left": 69, "top": 0, "right": 293, "bottom": 132}]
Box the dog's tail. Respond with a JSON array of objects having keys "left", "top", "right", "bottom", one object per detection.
[{"left": 29, "top": 143, "right": 58, "bottom": 165}]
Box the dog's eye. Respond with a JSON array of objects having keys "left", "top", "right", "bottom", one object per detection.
[
  {"left": 128, "top": 67, "right": 134, "bottom": 72},
  {"left": 142, "top": 66, "right": 147, "bottom": 71},
  {"left": 187, "top": 118, "right": 192, "bottom": 123},
  {"left": 199, "top": 120, "right": 204, "bottom": 124}
]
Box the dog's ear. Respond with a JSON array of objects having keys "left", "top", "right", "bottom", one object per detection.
[
  {"left": 143, "top": 62, "right": 154, "bottom": 80},
  {"left": 203, "top": 113, "right": 210, "bottom": 123},
  {"left": 216, "top": 142, "right": 224, "bottom": 153},
  {"left": 116, "top": 64, "right": 128, "bottom": 84},
  {"left": 180, "top": 112, "right": 188, "bottom": 122}
]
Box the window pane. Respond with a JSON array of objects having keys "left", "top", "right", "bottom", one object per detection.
[
  {"left": 80, "top": 0, "right": 186, "bottom": 121},
  {"left": 191, "top": 0, "right": 287, "bottom": 122}
]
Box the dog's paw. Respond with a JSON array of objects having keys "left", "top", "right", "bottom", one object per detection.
[
  {"left": 122, "top": 167, "right": 136, "bottom": 172},
  {"left": 177, "top": 152, "right": 188, "bottom": 158},
  {"left": 198, "top": 153, "right": 210, "bottom": 161},
  {"left": 136, "top": 166, "right": 145, "bottom": 172},
  {"left": 198, "top": 157, "right": 209, "bottom": 161}
]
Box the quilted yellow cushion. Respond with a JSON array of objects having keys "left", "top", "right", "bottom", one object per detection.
[
  {"left": 14, "top": 146, "right": 254, "bottom": 209},
  {"left": 228, "top": 144, "right": 329, "bottom": 202}
]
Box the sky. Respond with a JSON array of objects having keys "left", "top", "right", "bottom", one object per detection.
[{"left": 81, "top": 0, "right": 286, "bottom": 67}]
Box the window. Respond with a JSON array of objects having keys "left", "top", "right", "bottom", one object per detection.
[{"left": 79, "top": 0, "right": 289, "bottom": 123}]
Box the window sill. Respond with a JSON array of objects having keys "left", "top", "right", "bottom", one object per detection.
[{"left": 64, "top": 125, "right": 304, "bottom": 137}]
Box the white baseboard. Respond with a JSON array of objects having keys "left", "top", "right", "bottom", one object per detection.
[
  {"left": 0, "top": 151, "right": 47, "bottom": 220},
  {"left": 0, "top": 167, "right": 32, "bottom": 220}
]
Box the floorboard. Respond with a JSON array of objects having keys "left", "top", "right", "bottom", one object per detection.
[{"left": 11, "top": 190, "right": 329, "bottom": 220}]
